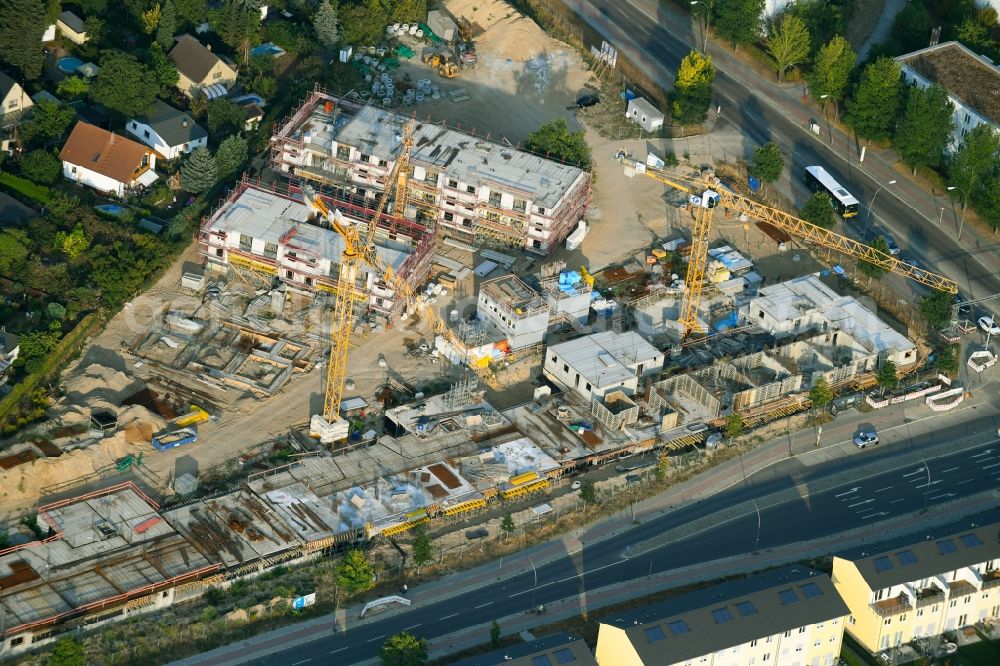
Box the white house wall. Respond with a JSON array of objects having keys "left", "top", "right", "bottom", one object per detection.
[
  {"left": 62, "top": 162, "right": 125, "bottom": 197},
  {"left": 900, "top": 65, "right": 999, "bottom": 152},
  {"left": 127, "top": 120, "right": 206, "bottom": 160}
]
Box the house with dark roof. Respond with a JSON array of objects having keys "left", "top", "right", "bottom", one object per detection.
[
  {"left": 832, "top": 509, "right": 1000, "bottom": 655},
  {"left": 449, "top": 632, "right": 596, "bottom": 666},
  {"left": 596, "top": 566, "right": 849, "bottom": 666},
  {"left": 56, "top": 10, "right": 88, "bottom": 44},
  {"left": 0, "top": 331, "right": 20, "bottom": 383},
  {"left": 896, "top": 41, "right": 1000, "bottom": 151},
  {"left": 0, "top": 70, "right": 33, "bottom": 125},
  {"left": 127, "top": 100, "right": 208, "bottom": 160},
  {"left": 168, "top": 34, "right": 238, "bottom": 100},
  {"left": 59, "top": 122, "right": 159, "bottom": 197}
]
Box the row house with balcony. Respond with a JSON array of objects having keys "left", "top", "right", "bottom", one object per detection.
[
  {"left": 832, "top": 515, "right": 1000, "bottom": 655},
  {"left": 270, "top": 89, "right": 591, "bottom": 254},
  {"left": 199, "top": 181, "right": 429, "bottom": 320}
]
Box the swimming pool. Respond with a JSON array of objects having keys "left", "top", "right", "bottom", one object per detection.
[
  {"left": 95, "top": 204, "right": 127, "bottom": 217},
  {"left": 57, "top": 57, "right": 83, "bottom": 74},
  {"left": 231, "top": 94, "right": 266, "bottom": 106},
  {"left": 250, "top": 42, "right": 286, "bottom": 58}
]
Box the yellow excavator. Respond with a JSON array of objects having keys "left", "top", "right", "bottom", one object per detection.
[{"left": 422, "top": 52, "right": 460, "bottom": 78}]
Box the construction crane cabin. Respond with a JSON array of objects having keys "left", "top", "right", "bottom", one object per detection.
[{"left": 632, "top": 155, "right": 957, "bottom": 338}]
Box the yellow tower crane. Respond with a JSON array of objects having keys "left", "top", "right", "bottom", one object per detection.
[
  {"left": 636, "top": 161, "right": 957, "bottom": 337},
  {"left": 302, "top": 123, "right": 473, "bottom": 441}
]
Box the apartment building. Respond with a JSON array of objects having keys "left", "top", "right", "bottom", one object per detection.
[
  {"left": 198, "top": 178, "right": 434, "bottom": 320},
  {"left": 450, "top": 632, "right": 596, "bottom": 666},
  {"left": 544, "top": 331, "right": 663, "bottom": 401},
  {"left": 832, "top": 515, "right": 1000, "bottom": 655},
  {"left": 477, "top": 274, "right": 549, "bottom": 350},
  {"left": 270, "top": 89, "right": 591, "bottom": 255},
  {"left": 596, "top": 566, "right": 848, "bottom": 666}
]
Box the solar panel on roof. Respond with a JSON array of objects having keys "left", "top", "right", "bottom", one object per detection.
[
  {"left": 644, "top": 626, "right": 666, "bottom": 643},
  {"left": 800, "top": 582, "right": 823, "bottom": 598},
  {"left": 896, "top": 550, "right": 918, "bottom": 566},
  {"left": 959, "top": 533, "right": 983, "bottom": 548},
  {"left": 937, "top": 539, "right": 958, "bottom": 555},
  {"left": 874, "top": 556, "right": 895, "bottom": 572},
  {"left": 778, "top": 588, "right": 799, "bottom": 604}
]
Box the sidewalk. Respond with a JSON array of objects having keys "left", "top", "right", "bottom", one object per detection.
[{"left": 172, "top": 389, "right": 995, "bottom": 666}]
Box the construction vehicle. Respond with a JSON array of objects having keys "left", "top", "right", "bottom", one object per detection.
[
  {"left": 302, "top": 124, "right": 475, "bottom": 443},
  {"left": 172, "top": 404, "right": 210, "bottom": 428},
  {"left": 422, "top": 51, "right": 460, "bottom": 78},
  {"left": 635, "top": 159, "right": 958, "bottom": 338}
]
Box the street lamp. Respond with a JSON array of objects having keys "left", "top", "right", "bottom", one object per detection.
[
  {"left": 921, "top": 459, "right": 930, "bottom": 513},
  {"left": 528, "top": 556, "right": 538, "bottom": 611},
  {"left": 690, "top": 1, "right": 709, "bottom": 54},
  {"left": 947, "top": 185, "right": 968, "bottom": 240},
  {"left": 818, "top": 94, "right": 832, "bottom": 143},
  {"left": 866, "top": 179, "right": 897, "bottom": 235}
]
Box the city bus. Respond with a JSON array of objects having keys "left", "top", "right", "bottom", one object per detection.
[{"left": 804, "top": 166, "right": 860, "bottom": 218}]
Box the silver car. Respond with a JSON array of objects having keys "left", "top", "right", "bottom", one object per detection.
[{"left": 854, "top": 431, "right": 879, "bottom": 448}]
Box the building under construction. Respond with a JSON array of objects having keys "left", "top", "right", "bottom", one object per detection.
[{"left": 269, "top": 87, "right": 591, "bottom": 254}]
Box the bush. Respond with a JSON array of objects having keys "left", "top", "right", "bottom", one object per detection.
[
  {"left": 19, "top": 150, "right": 62, "bottom": 185},
  {"left": 0, "top": 171, "right": 52, "bottom": 204}
]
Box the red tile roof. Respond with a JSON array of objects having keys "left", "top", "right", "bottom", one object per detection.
[{"left": 59, "top": 122, "right": 150, "bottom": 183}]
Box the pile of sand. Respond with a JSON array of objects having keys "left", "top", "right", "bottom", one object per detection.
[
  {"left": 63, "top": 364, "right": 136, "bottom": 404},
  {"left": 446, "top": 0, "right": 558, "bottom": 62}
]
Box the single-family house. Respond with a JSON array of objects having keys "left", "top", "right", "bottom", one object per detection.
[
  {"left": 0, "top": 71, "right": 33, "bottom": 122},
  {"left": 0, "top": 331, "right": 20, "bottom": 383},
  {"left": 242, "top": 103, "right": 264, "bottom": 131},
  {"left": 59, "top": 121, "right": 159, "bottom": 197},
  {"left": 169, "top": 34, "right": 238, "bottom": 99},
  {"left": 127, "top": 100, "right": 208, "bottom": 160},
  {"left": 56, "top": 11, "right": 88, "bottom": 44}
]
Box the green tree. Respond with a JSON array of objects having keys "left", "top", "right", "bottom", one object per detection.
[
  {"left": 750, "top": 141, "right": 783, "bottom": 187},
  {"left": 46, "top": 301, "right": 66, "bottom": 321},
  {"left": 17, "top": 330, "right": 60, "bottom": 373},
  {"left": 0, "top": 0, "right": 47, "bottom": 80},
  {"left": 207, "top": 98, "right": 246, "bottom": 138},
  {"left": 976, "top": 175, "right": 1000, "bottom": 231},
  {"left": 579, "top": 480, "right": 597, "bottom": 505},
  {"left": 876, "top": 360, "right": 898, "bottom": 395},
  {"left": 956, "top": 17, "right": 995, "bottom": 52},
  {"left": 524, "top": 117, "right": 590, "bottom": 167},
  {"left": 313, "top": 0, "right": 339, "bottom": 49},
  {"left": 380, "top": 631, "right": 428, "bottom": 666},
  {"left": 671, "top": 50, "right": 715, "bottom": 125},
  {"left": 809, "top": 376, "right": 833, "bottom": 411},
  {"left": 91, "top": 51, "right": 159, "bottom": 118},
  {"left": 20, "top": 99, "right": 76, "bottom": 147},
  {"left": 845, "top": 57, "right": 903, "bottom": 143},
  {"left": 141, "top": 3, "right": 162, "bottom": 34},
  {"left": 48, "top": 637, "right": 86, "bottom": 666},
  {"left": 500, "top": 511, "right": 515, "bottom": 540},
  {"left": 157, "top": 0, "right": 178, "bottom": 47},
  {"left": 20, "top": 149, "right": 61, "bottom": 185},
  {"left": 0, "top": 230, "right": 29, "bottom": 275},
  {"left": 889, "top": 1, "right": 932, "bottom": 54},
  {"left": 894, "top": 84, "right": 954, "bottom": 175},
  {"left": 84, "top": 15, "right": 104, "bottom": 43},
  {"left": 799, "top": 192, "right": 835, "bottom": 229},
  {"left": 175, "top": 0, "right": 207, "bottom": 27},
  {"left": 935, "top": 344, "right": 958, "bottom": 375},
  {"left": 490, "top": 620, "right": 502, "bottom": 648},
  {"left": 180, "top": 147, "right": 218, "bottom": 193},
  {"left": 713, "top": 0, "right": 764, "bottom": 49},
  {"left": 59, "top": 224, "right": 90, "bottom": 260},
  {"left": 724, "top": 413, "right": 743, "bottom": 440},
  {"left": 56, "top": 76, "right": 91, "bottom": 101},
  {"left": 147, "top": 44, "right": 180, "bottom": 96},
  {"left": 857, "top": 235, "right": 891, "bottom": 281},
  {"left": 918, "top": 290, "right": 953, "bottom": 329},
  {"left": 215, "top": 0, "right": 262, "bottom": 64},
  {"left": 787, "top": 0, "right": 847, "bottom": 55},
  {"left": 216, "top": 135, "right": 248, "bottom": 178},
  {"left": 410, "top": 524, "right": 433, "bottom": 569},
  {"left": 391, "top": 0, "right": 426, "bottom": 23},
  {"left": 948, "top": 123, "right": 1000, "bottom": 208},
  {"left": 808, "top": 36, "right": 855, "bottom": 113},
  {"left": 336, "top": 548, "right": 375, "bottom": 596},
  {"left": 339, "top": 0, "right": 386, "bottom": 46},
  {"left": 766, "top": 13, "right": 810, "bottom": 81}
]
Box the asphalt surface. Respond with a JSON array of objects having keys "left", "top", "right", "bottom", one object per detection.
[
  {"left": 254, "top": 414, "right": 1000, "bottom": 665},
  {"left": 575, "top": 0, "right": 1000, "bottom": 307}
]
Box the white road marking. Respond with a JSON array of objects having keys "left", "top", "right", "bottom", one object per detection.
[
  {"left": 971, "top": 449, "right": 994, "bottom": 458},
  {"left": 330, "top": 648, "right": 348, "bottom": 654},
  {"left": 848, "top": 499, "right": 875, "bottom": 508},
  {"left": 861, "top": 512, "right": 889, "bottom": 520},
  {"left": 890, "top": 499, "right": 906, "bottom": 504},
  {"left": 982, "top": 462, "right": 1000, "bottom": 470},
  {"left": 440, "top": 613, "right": 459, "bottom": 620},
  {"left": 957, "top": 478, "right": 976, "bottom": 484},
  {"left": 366, "top": 635, "right": 385, "bottom": 643},
  {"left": 914, "top": 480, "right": 942, "bottom": 489},
  {"left": 928, "top": 493, "right": 956, "bottom": 500},
  {"left": 291, "top": 660, "right": 311, "bottom": 665},
  {"left": 941, "top": 466, "right": 961, "bottom": 473},
  {"left": 835, "top": 488, "right": 860, "bottom": 497},
  {"left": 403, "top": 624, "right": 421, "bottom": 631},
  {"left": 874, "top": 486, "right": 894, "bottom": 493},
  {"left": 902, "top": 469, "right": 924, "bottom": 478},
  {"left": 475, "top": 602, "right": 493, "bottom": 609}
]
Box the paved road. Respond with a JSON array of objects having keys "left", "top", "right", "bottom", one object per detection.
[
  {"left": 566, "top": 0, "right": 1000, "bottom": 307},
  {"left": 247, "top": 416, "right": 1000, "bottom": 665}
]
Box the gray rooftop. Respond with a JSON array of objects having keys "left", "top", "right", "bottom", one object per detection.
[
  {"left": 602, "top": 566, "right": 848, "bottom": 664},
  {"left": 449, "top": 632, "right": 596, "bottom": 666},
  {"left": 133, "top": 99, "right": 207, "bottom": 148},
  {"left": 330, "top": 105, "right": 587, "bottom": 208},
  {"left": 548, "top": 331, "right": 660, "bottom": 388},
  {"left": 836, "top": 509, "right": 1000, "bottom": 589},
  {"left": 0, "top": 70, "right": 17, "bottom": 99},
  {"left": 58, "top": 10, "right": 85, "bottom": 33},
  {"left": 628, "top": 96, "right": 663, "bottom": 118}
]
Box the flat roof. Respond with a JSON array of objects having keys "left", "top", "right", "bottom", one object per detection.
[
  {"left": 836, "top": 508, "right": 1000, "bottom": 589},
  {"left": 480, "top": 274, "right": 548, "bottom": 313},
  {"left": 549, "top": 331, "right": 660, "bottom": 388},
  {"left": 628, "top": 96, "right": 663, "bottom": 118},
  {"left": 602, "top": 566, "right": 848, "bottom": 664},
  {"left": 450, "top": 631, "right": 596, "bottom": 666},
  {"left": 0, "top": 483, "right": 215, "bottom": 632},
  {"left": 206, "top": 185, "right": 410, "bottom": 270},
  {"left": 329, "top": 105, "right": 586, "bottom": 208},
  {"left": 896, "top": 41, "right": 1000, "bottom": 126}
]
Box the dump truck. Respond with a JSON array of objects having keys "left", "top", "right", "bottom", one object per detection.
[{"left": 152, "top": 428, "right": 198, "bottom": 451}]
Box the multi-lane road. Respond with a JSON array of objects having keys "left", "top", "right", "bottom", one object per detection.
[
  {"left": 252, "top": 413, "right": 1000, "bottom": 665},
  {"left": 564, "top": 0, "right": 1000, "bottom": 306}
]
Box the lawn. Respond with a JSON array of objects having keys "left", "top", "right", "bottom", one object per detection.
[
  {"left": 0, "top": 171, "right": 51, "bottom": 204},
  {"left": 955, "top": 638, "right": 1000, "bottom": 665}
]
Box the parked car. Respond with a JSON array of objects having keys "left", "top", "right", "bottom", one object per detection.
[
  {"left": 575, "top": 93, "right": 600, "bottom": 108},
  {"left": 978, "top": 316, "right": 1000, "bottom": 336},
  {"left": 853, "top": 430, "right": 879, "bottom": 448},
  {"left": 570, "top": 480, "right": 582, "bottom": 490}
]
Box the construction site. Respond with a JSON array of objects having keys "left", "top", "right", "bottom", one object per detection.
[{"left": 0, "top": 0, "right": 981, "bottom": 657}]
